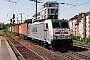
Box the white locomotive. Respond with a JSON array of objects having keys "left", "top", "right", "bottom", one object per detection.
[{"left": 28, "top": 19, "right": 73, "bottom": 49}]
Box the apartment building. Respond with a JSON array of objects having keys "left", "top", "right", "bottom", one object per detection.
[
  {"left": 32, "top": 1, "right": 59, "bottom": 21},
  {"left": 69, "top": 15, "right": 79, "bottom": 36},
  {"left": 69, "top": 11, "right": 90, "bottom": 39},
  {"left": 86, "top": 15, "right": 90, "bottom": 38}
]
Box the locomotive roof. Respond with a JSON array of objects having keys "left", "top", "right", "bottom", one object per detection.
[
  {"left": 51, "top": 19, "right": 68, "bottom": 23},
  {"left": 31, "top": 19, "right": 68, "bottom": 25},
  {"left": 33, "top": 19, "right": 68, "bottom": 22}
]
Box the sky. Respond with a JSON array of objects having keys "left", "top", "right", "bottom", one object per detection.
[{"left": 0, "top": 0, "right": 90, "bottom": 24}]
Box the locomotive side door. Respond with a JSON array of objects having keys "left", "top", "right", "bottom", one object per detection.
[{"left": 44, "top": 23, "right": 48, "bottom": 41}]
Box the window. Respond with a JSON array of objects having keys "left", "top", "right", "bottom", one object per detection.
[
  {"left": 61, "top": 22, "right": 69, "bottom": 28},
  {"left": 52, "top": 22, "right": 60, "bottom": 28},
  {"left": 48, "top": 3, "right": 58, "bottom": 7},
  {"left": 48, "top": 9, "right": 51, "bottom": 14},
  {"left": 48, "top": 9, "right": 58, "bottom": 14},
  {"left": 48, "top": 15, "right": 58, "bottom": 19},
  {"left": 49, "top": 4, "right": 51, "bottom": 7},
  {"left": 55, "top": 9, "right": 58, "bottom": 14},
  {"left": 51, "top": 9, "right": 56, "bottom": 13},
  {"left": 46, "top": 23, "right": 48, "bottom": 29},
  {"left": 52, "top": 21, "right": 69, "bottom": 28},
  {"left": 51, "top": 4, "right": 56, "bottom": 7}
]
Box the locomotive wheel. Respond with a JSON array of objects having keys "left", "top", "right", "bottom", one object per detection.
[
  {"left": 43, "top": 42, "right": 46, "bottom": 47},
  {"left": 48, "top": 44, "right": 53, "bottom": 50}
]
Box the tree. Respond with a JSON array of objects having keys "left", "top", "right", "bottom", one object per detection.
[
  {"left": 0, "top": 22, "right": 14, "bottom": 31},
  {"left": 0, "top": 23, "right": 5, "bottom": 30},
  {"left": 24, "top": 19, "right": 32, "bottom": 24}
]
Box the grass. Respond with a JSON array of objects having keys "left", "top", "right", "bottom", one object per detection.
[
  {"left": 73, "top": 40, "right": 90, "bottom": 46},
  {"left": 0, "top": 30, "right": 5, "bottom": 36},
  {"left": 18, "top": 35, "right": 24, "bottom": 40},
  {"left": 72, "top": 35, "right": 90, "bottom": 46},
  {"left": 7, "top": 31, "right": 24, "bottom": 40},
  {"left": 7, "top": 40, "right": 24, "bottom": 60},
  {"left": 43, "top": 56, "right": 49, "bottom": 60}
]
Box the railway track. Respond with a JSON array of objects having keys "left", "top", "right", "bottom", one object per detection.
[
  {"left": 5, "top": 32, "right": 90, "bottom": 60},
  {"left": 54, "top": 45, "right": 90, "bottom": 60},
  {"left": 73, "top": 43, "right": 90, "bottom": 50},
  {"left": 6, "top": 33, "right": 45, "bottom": 60}
]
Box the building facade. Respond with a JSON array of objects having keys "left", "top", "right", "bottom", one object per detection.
[
  {"left": 32, "top": 1, "right": 59, "bottom": 21},
  {"left": 69, "top": 11, "right": 90, "bottom": 39}
]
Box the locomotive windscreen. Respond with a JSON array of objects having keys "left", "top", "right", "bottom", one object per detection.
[
  {"left": 52, "top": 21, "right": 69, "bottom": 28},
  {"left": 52, "top": 22, "right": 60, "bottom": 28},
  {"left": 61, "top": 22, "right": 69, "bottom": 28}
]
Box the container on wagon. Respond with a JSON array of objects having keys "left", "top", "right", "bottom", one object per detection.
[
  {"left": 20, "top": 23, "right": 28, "bottom": 36},
  {"left": 14, "top": 25, "right": 19, "bottom": 34},
  {"left": 8, "top": 27, "right": 9, "bottom": 31},
  {"left": 19, "top": 25, "right": 21, "bottom": 34},
  {"left": 12, "top": 26, "right": 14, "bottom": 32},
  {"left": 9, "top": 27, "right": 11, "bottom": 31}
]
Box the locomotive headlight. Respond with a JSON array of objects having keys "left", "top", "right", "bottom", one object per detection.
[
  {"left": 67, "top": 36, "right": 71, "bottom": 38},
  {"left": 54, "top": 36, "right": 56, "bottom": 39},
  {"left": 53, "top": 36, "right": 58, "bottom": 39},
  {"left": 68, "top": 36, "right": 70, "bottom": 38}
]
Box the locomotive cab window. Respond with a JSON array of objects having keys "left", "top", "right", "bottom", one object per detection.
[
  {"left": 52, "top": 22, "right": 60, "bottom": 28},
  {"left": 52, "top": 21, "right": 69, "bottom": 28},
  {"left": 61, "top": 22, "right": 69, "bottom": 28}
]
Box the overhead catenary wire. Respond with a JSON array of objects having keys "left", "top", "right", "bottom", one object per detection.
[
  {"left": 5, "top": 0, "right": 20, "bottom": 23},
  {"left": 60, "top": 2, "right": 90, "bottom": 12},
  {"left": 10, "top": 0, "right": 20, "bottom": 16},
  {"left": 5, "top": 0, "right": 17, "bottom": 3},
  {"left": 6, "top": 0, "right": 90, "bottom": 20}
]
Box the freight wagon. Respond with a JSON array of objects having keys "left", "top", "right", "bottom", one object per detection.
[{"left": 28, "top": 19, "right": 73, "bottom": 49}]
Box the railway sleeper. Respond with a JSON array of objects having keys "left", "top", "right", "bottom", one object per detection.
[{"left": 70, "top": 51, "right": 90, "bottom": 60}]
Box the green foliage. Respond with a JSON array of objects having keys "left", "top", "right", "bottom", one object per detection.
[
  {"left": 0, "top": 23, "right": 6, "bottom": 30},
  {"left": 8, "top": 31, "right": 14, "bottom": 35},
  {"left": 43, "top": 56, "right": 49, "bottom": 60},
  {"left": 18, "top": 35, "right": 24, "bottom": 40},
  {"left": 71, "top": 34, "right": 80, "bottom": 40},
  {"left": 24, "top": 19, "right": 32, "bottom": 24},
  {"left": 73, "top": 36, "right": 90, "bottom": 46},
  {"left": 0, "top": 23, "right": 12, "bottom": 31},
  {"left": 0, "top": 30, "right": 5, "bottom": 36},
  {"left": 85, "top": 36, "right": 90, "bottom": 43},
  {"left": 5, "top": 24, "right": 13, "bottom": 31},
  {"left": 73, "top": 40, "right": 87, "bottom": 45},
  {"left": 0, "top": 34, "right": 4, "bottom": 36}
]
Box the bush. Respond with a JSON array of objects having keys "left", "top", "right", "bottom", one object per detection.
[
  {"left": 85, "top": 36, "right": 90, "bottom": 43},
  {"left": 73, "top": 36, "right": 90, "bottom": 46},
  {"left": 71, "top": 34, "right": 80, "bottom": 40},
  {"left": 0, "top": 30, "right": 5, "bottom": 36},
  {"left": 18, "top": 35, "right": 24, "bottom": 40}
]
